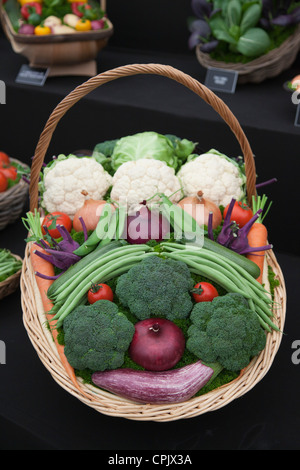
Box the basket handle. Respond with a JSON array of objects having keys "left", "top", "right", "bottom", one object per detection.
[{"left": 29, "top": 63, "right": 257, "bottom": 211}]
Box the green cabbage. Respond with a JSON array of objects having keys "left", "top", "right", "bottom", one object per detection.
[{"left": 93, "top": 131, "right": 197, "bottom": 172}]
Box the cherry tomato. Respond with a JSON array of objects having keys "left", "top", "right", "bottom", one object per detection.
[
  {"left": 0, "top": 166, "right": 17, "bottom": 180},
  {"left": 42, "top": 211, "right": 72, "bottom": 239},
  {"left": 87, "top": 283, "right": 114, "bottom": 304},
  {"left": 192, "top": 282, "right": 219, "bottom": 303},
  {"left": 223, "top": 200, "right": 253, "bottom": 228},
  {"left": 0, "top": 172, "right": 8, "bottom": 192},
  {"left": 0, "top": 152, "right": 10, "bottom": 165}
]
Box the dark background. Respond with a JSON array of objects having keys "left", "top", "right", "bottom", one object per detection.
[{"left": 0, "top": 0, "right": 299, "bottom": 451}]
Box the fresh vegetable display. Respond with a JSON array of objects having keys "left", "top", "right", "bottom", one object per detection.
[
  {"left": 0, "top": 249, "right": 22, "bottom": 282},
  {"left": 3, "top": 0, "right": 109, "bottom": 36},
  {"left": 23, "top": 130, "right": 281, "bottom": 405},
  {"left": 188, "top": 0, "right": 300, "bottom": 63},
  {"left": 0, "top": 150, "right": 30, "bottom": 193}
]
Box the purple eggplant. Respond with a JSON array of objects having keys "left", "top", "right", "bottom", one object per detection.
[{"left": 92, "top": 360, "right": 214, "bottom": 404}]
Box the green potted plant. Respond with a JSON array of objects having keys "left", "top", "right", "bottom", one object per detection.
[{"left": 188, "top": 0, "right": 300, "bottom": 83}]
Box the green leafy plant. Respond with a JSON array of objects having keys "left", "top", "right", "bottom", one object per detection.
[
  {"left": 208, "top": 0, "right": 271, "bottom": 57},
  {"left": 188, "top": 0, "right": 300, "bottom": 61}
]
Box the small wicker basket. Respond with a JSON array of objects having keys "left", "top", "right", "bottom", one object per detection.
[
  {"left": 20, "top": 64, "right": 286, "bottom": 421},
  {"left": 0, "top": 0, "right": 113, "bottom": 67},
  {"left": 0, "top": 158, "right": 29, "bottom": 231},
  {"left": 0, "top": 252, "right": 22, "bottom": 299},
  {"left": 196, "top": 25, "right": 300, "bottom": 84}
]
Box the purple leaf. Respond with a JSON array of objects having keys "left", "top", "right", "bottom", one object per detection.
[
  {"left": 271, "top": 14, "right": 294, "bottom": 26},
  {"left": 199, "top": 39, "right": 219, "bottom": 52},
  {"left": 189, "top": 18, "right": 211, "bottom": 36},
  {"left": 188, "top": 31, "right": 203, "bottom": 49},
  {"left": 291, "top": 6, "right": 300, "bottom": 23},
  {"left": 191, "top": 0, "right": 212, "bottom": 19}
]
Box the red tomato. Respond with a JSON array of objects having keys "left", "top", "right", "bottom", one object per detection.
[
  {"left": 192, "top": 282, "right": 219, "bottom": 303},
  {"left": 87, "top": 283, "right": 114, "bottom": 304},
  {"left": 0, "top": 166, "right": 17, "bottom": 180},
  {"left": 223, "top": 201, "right": 253, "bottom": 228},
  {"left": 0, "top": 152, "right": 10, "bottom": 165},
  {"left": 42, "top": 211, "right": 72, "bottom": 239},
  {"left": 0, "top": 172, "right": 8, "bottom": 192}
]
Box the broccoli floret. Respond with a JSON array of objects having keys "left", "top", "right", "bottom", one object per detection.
[
  {"left": 115, "top": 255, "right": 194, "bottom": 321},
  {"left": 63, "top": 300, "right": 135, "bottom": 372},
  {"left": 186, "top": 293, "right": 267, "bottom": 372}
]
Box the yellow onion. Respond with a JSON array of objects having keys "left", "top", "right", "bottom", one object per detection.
[
  {"left": 73, "top": 199, "right": 115, "bottom": 232},
  {"left": 177, "top": 191, "right": 222, "bottom": 229}
]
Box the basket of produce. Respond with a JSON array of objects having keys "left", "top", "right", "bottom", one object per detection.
[
  {"left": 0, "top": 0, "right": 113, "bottom": 67},
  {"left": 0, "top": 248, "right": 23, "bottom": 299},
  {"left": 0, "top": 151, "right": 30, "bottom": 231},
  {"left": 189, "top": 0, "right": 300, "bottom": 84},
  {"left": 20, "top": 63, "right": 286, "bottom": 422}
]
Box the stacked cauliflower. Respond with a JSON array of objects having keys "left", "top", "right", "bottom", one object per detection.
[{"left": 41, "top": 148, "right": 246, "bottom": 218}]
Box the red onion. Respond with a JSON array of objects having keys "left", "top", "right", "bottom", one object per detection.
[
  {"left": 129, "top": 318, "right": 185, "bottom": 371},
  {"left": 18, "top": 24, "right": 35, "bottom": 35},
  {"left": 126, "top": 201, "right": 170, "bottom": 244},
  {"left": 91, "top": 19, "right": 105, "bottom": 30}
]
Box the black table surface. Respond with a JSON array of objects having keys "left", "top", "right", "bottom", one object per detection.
[{"left": 0, "top": 16, "right": 300, "bottom": 450}]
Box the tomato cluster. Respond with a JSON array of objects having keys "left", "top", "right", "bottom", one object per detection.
[{"left": 0, "top": 152, "right": 18, "bottom": 193}]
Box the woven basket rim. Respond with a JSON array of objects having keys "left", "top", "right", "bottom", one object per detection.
[
  {"left": 20, "top": 243, "right": 286, "bottom": 422},
  {"left": 196, "top": 24, "right": 300, "bottom": 75}
]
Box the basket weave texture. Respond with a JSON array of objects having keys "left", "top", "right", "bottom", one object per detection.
[
  {"left": 0, "top": 253, "right": 22, "bottom": 300},
  {"left": 0, "top": 158, "right": 29, "bottom": 231},
  {"left": 196, "top": 25, "right": 300, "bottom": 84},
  {"left": 20, "top": 64, "right": 286, "bottom": 421}
]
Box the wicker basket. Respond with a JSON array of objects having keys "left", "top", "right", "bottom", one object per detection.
[
  {"left": 0, "top": 0, "right": 113, "bottom": 67},
  {"left": 0, "top": 158, "right": 29, "bottom": 231},
  {"left": 196, "top": 25, "right": 300, "bottom": 84},
  {"left": 20, "top": 64, "right": 286, "bottom": 422},
  {"left": 0, "top": 253, "right": 22, "bottom": 299}
]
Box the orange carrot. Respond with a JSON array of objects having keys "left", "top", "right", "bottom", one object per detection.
[
  {"left": 30, "top": 243, "right": 94, "bottom": 400},
  {"left": 246, "top": 222, "right": 268, "bottom": 284},
  {"left": 247, "top": 194, "right": 273, "bottom": 284}
]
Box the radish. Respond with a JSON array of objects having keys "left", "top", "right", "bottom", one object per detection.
[{"left": 91, "top": 361, "right": 214, "bottom": 404}]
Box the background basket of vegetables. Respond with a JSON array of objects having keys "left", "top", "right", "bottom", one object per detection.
[
  {"left": 0, "top": 151, "right": 30, "bottom": 231},
  {"left": 0, "top": 0, "right": 113, "bottom": 67},
  {"left": 20, "top": 64, "right": 286, "bottom": 422},
  {"left": 189, "top": 0, "right": 300, "bottom": 84},
  {"left": 0, "top": 249, "right": 23, "bottom": 299}
]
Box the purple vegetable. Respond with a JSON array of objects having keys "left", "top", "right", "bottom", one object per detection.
[
  {"left": 34, "top": 225, "right": 81, "bottom": 279},
  {"left": 216, "top": 198, "right": 272, "bottom": 255},
  {"left": 18, "top": 24, "right": 35, "bottom": 35},
  {"left": 92, "top": 360, "right": 214, "bottom": 404},
  {"left": 126, "top": 201, "right": 170, "bottom": 244},
  {"left": 256, "top": 178, "right": 277, "bottom": 189},
  {"left": 91, "top": 19, "right": 105, "bottom": 30}
]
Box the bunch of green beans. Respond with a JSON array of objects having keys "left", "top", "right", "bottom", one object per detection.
[
  {"left": 161, "top": 242, "right": 279, "bottom": 333},
  {"left": 0, "top": 249, "right": 22, "bottom": 282},
  {"left": 49, "top": 244, "right": 155, "bottom": 328}
]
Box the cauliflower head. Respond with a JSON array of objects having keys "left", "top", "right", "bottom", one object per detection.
[
  {"left": 41, "top": 155, "right": 112, "bottom": 218},
  {"left": 110, "top": 158, "right": 182, "bottom": 212},
  {"left": 177, "top": 150, "right": 246, "bottom": 207}
]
